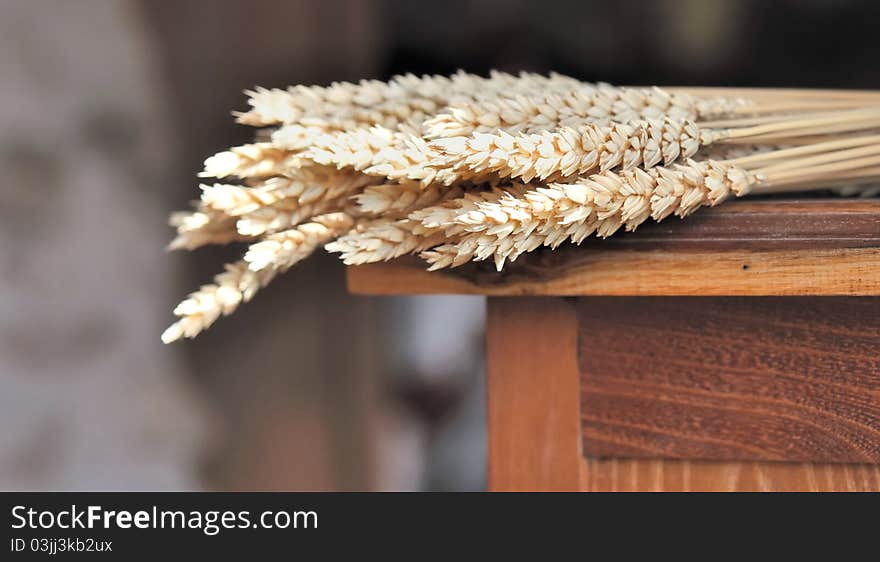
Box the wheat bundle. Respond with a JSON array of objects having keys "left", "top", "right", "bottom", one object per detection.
[{"left": 162, "top": 71, "right": 880, "bottom": 342}]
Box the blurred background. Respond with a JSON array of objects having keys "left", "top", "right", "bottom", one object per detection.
[{"left": 2, "top": 0, "right": 879, "bottom": 491}]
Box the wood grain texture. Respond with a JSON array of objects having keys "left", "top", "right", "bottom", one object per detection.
[
  {"left": 579, "top": 458, "right": 880, "bottom": 492},
  {"left": 346, "top": 199, "right": 880, "bottom": 297},
  {"left": 577, "top": 297, "right": 880, "bottom": 463},
  {"left": 487, "top": 297, "right": 581, "bottom": 491},
  {"left": 484, "top": 296, "right": 880, "bottom": 491}
]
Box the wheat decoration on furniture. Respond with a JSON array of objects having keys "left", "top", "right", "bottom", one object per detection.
[{"left": 161, "top": 72, "right": 880, "bottom": 342}]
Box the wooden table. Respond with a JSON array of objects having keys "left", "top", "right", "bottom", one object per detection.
[{"left": 348, "top": 199, "right": 880, "bottom": 491}]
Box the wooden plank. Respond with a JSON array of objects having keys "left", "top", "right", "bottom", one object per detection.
[
  {"left": 487, "top": 297, "right": 581, "bottom": 491},
  {"left": 577, "top": 297, "right": 880, "bottom": 463},
  {"left": 348, "top": 247, "right": 880, "bottom": 296},
  {"left": 347, "top": 199, "right": 880, "bottom": 297},
  {"left": 579, "top": 458, "right": 880, "bottom": 492},
  {"left": 484, "top": 295, "right": 880, "bottom": 491}
]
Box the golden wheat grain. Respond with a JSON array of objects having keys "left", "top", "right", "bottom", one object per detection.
[
  {"left": 430, "top": 118, "right": 708, "bottom": 184},
  {"left": 422, "top": 85, "right": 710, "bottom": 138},
  {"left": 167, "top": 210, "right": 245, "bottom": 251},
  {"left": 324, "top": 218, "right": 445, "bottom": 265},
  {"left": 162, "top": 213, "right": 354, "bottom": 343},
  {"left": 268, "top": 124, "right": 338, "bottom": 151},
  {"left": 160, "top": 261, "right": 271, "bottom": 343},
  {"left": 243, "top": 212, "right": 354, "bottom": 271},
  {"left": 408, "top": 184, "right": 530, "bottom": 229},
  {"left": 292, "top": 126, "right": 397, "bottom": 168},
  {"left": 163, "top": 72, "right": 880, "bottom": 342},
  {"left": 235, "top": 70, "right": 594, "bottom": 129},
  {"left": 301, "top": 126, "right": 454, "bottom": 186},
  {"left": 177, "top": 166, "right": 377, "bottom": 248},
  {"left": 352, "top": 181, "right": 465, "bottom": 217},
  {"left": 200, "top": 168, "right": 376, "bottom": 216},
  {"left": 234, "top": 196, "right": 351, "bottom": 237},
  {"left": 327, "top": 185, "right": 529, "bottom": 265},
  {"left": 200, "top": 143, "right": 303, "bottom": 179},
  {"left": 420, "top": 160, "right": 752, "bottom": 270}
]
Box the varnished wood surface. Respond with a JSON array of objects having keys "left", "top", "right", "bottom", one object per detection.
[
  {"left": 346, "top": 199, "right": 880, "bottom": 297},
  {"left": 487, "top": 297, "right": 581, "bottom": 491},
  {"left": 486, "top": 296, "right": 880, "bottom": 491},
  {"left": 579, "top": 458, "right": 880, "bottom": 492},
  {"left": 577, "top": 297, "right": 880, "bottom": 463}
]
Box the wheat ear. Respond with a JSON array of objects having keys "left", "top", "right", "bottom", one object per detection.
[
  {"left": 235, "top": 70, "right": 591, "bottom": 130},
  {"left": 422, "top": 85, "right": 715, "bottom": 138},
  {"left": 167, "top": 211, "right": 244, "bottom": 251},
  {"left": 431, "top": 118, "right": 708, "bottom": 183},
  {"left": 200, "top": 170, "right": 365, "bottom": 216},
  {"left": 201, "top": 143, "right": 303, "bottom": 179},
  {"left": 171, "top": 167, "right": 371, "bottom": 250},
  {"left": 161, "top": 261, "right": 272, "bottom": 343},
  {"left": 421, "top": 140, "right": 880, "bottom": 270},
  {"left": 162, "top": 213, "right": 353, "bottom": 343},
  {"left": 324, "top": 218, "right": 445, "bottom": 265},
  {"left": 428, "top": 108, "right": 880, "bottom": 185},
  {"left": 327, "top": 186, "right": 529, "bottom": 265},
  {"left": 243, "top": 212, "right": 354, "bottom": 271},
  {"left": 420, "top": 160, "right": 750, "bottom": 270},
  {"left": 352, "top": 181, "right": 465, "bottom": 217},
  {"left": 301, "top": 126, "right": 453, "bottom": 186},
  {"left": 234, "top": 196, "right": 352, "bottom": 237}
]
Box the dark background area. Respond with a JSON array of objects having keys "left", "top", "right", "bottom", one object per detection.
[{"left": 2, "top": 0, "right": 878, "bottom": 491}]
